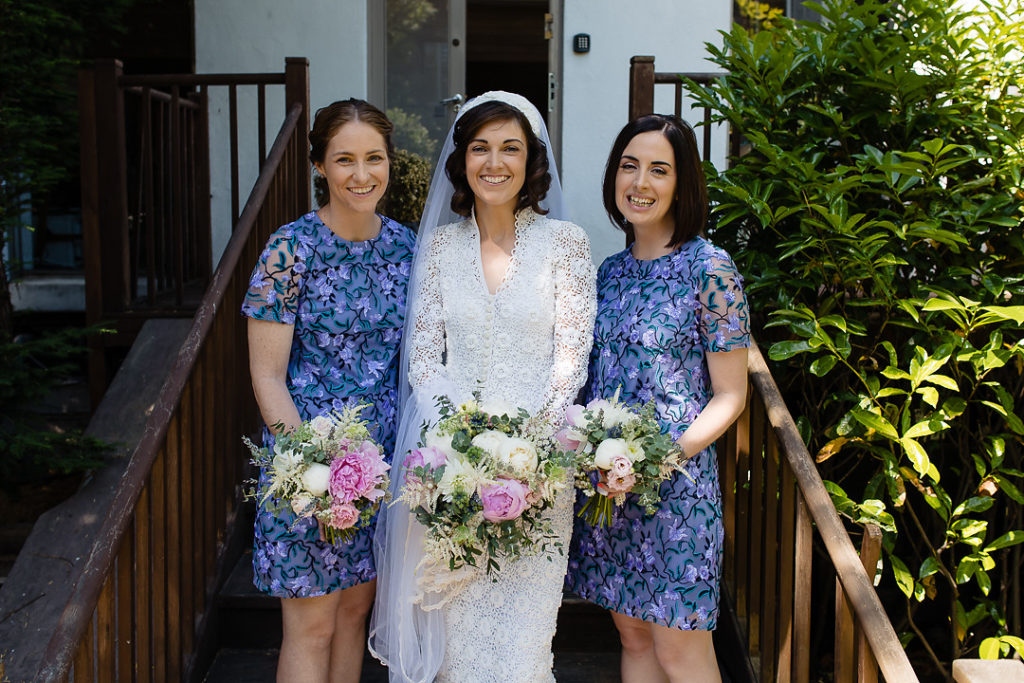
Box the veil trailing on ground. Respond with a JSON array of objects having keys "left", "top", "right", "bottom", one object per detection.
[{"left": 368, "top": 91, "right": 566, "bottom": 682}]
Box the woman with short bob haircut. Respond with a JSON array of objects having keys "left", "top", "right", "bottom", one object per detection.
[
  {"left": 602, "top": 112, "right": 709, "bottom": 249},
  {"left": 566, "top": 113, "right": 750, "bottom": 683},
  {"left": 371, "top": 92, "right": 596, "bottom": 682}
]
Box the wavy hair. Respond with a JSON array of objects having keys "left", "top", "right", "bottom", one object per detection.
[{"left": 444, "top": 101, "right": 550, "bottom": 217}]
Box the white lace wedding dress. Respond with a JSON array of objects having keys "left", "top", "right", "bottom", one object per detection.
[{"left": 407, "top": 208, "right": 596, "bottom": 682}]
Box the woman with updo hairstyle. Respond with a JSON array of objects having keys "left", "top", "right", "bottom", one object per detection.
[
  {"left": 243, "top": 98, "right": 414, "bottom": 682},
  {"left": 370, "top": 92, "right": 597, "bottom": 682},
  {"left": 565, "top": 113, "right": 750, "bottom": 683}
]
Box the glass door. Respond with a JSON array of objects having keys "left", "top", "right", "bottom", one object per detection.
[{"left": 386, "top": 0, "right": 466, "bottom": 163}]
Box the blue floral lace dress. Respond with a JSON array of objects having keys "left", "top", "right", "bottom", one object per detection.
[
  {"left": 242, "top": 212, "right": 414, "bottom": 598},
  {"left": 565, "top": 236, "right": 750, "bottom": 630}
]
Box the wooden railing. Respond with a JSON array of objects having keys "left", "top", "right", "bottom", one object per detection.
[
  {"left": 35, "top": 97, "right": 309, "bottom": 682},
  {"left": 717, "top": 345, "right": 917, "bottom": 682},
  {"left": 629, "top": 56, "right": 917, "bottom": 681},
  {"left": 79, "top": 57, "right": 311, "bottom": 400},
  {"left": 627, "top": 55, "right": 737, "bottom": 161}
]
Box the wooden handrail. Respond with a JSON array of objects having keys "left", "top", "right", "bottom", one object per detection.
[
  {"left": 747, "top": 344, "right": 917, "bottom": 681},
  {"left": 629, "top": 55, "right": 916, "bottom": 680},
  {"left": 35, "top": 102, "right": 305, "bottom": 682}
]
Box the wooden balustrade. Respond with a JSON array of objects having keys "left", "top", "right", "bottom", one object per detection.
[
  {"left": 79, "top": 57, "right": 311, "bottom": 401},
  {"left": 714, "top": 344, "right": 917, "bottom": 682},
  {"left": 35, "top": 98, "right": 308, "bottom": 682},
  {"left": 629, "top": 55, "right": 916, "bottom": 681},
  {"left": 627, "top": 55, "right": 736, "bottom": 161}
]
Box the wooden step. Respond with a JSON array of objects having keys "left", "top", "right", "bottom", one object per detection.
[
  {"left": 217, "top": 551, "right": 620, "bottom": 652},
  {"left": 204, "top": 647, "right": 620, "bottom": 682}
]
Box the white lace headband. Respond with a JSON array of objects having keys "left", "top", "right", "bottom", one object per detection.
[{"left": 456, "top": 91, "right": 543, "bottom": 138}]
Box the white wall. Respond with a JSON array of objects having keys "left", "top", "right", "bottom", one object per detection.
[
  {"left": 194, "top": 0, "right": 369, "bottom": 261},
  {"left": 561, "top": 0, "right": 731, "bottom": 264}
]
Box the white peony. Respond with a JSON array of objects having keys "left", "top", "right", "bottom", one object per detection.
[
  {"left": 593, "top": 438, "right": 629, "bottom": 470},
  {"left": 497, "top": 437, "right": 539, "bottom": 474},
  {"left": 603, "top": 405, "right": 635, "bottom": 429},
  {"left": 425, "top": 430, "right": 458, "bottom": 459},
  {"left": 300, "top": 462, "right": 331, "bottom": 496},
  {"left": 472, "top": 429, "right": 510, "bottom": 455}
]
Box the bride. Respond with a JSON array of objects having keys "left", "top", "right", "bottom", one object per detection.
[{"left": 369, "top": 91, "right": 596, "bottom": 681}]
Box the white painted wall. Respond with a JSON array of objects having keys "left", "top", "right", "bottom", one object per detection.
[
  {"left": 560, "top": 0, "right": 731, "bottom": 264},
  {"left": 194, "top": 0, "right": 369, "bottom": 261}
]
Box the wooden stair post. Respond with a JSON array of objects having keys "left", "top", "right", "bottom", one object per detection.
[
  {"left": 79, "top": 58, "right": 131, "bottom": 403},
  {"left": 628, "top": 55, "right": 655, "bottom": 121}
]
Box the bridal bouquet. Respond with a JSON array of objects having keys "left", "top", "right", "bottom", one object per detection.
[
  {"left": 244, "top": 404, "right": 390, "bottom": 544},
  {"left": 398, "top": 396, "right": 573, "bottom": 574},
  {"left": 555, "top": 392, "right": 689, "bottom": 527}
]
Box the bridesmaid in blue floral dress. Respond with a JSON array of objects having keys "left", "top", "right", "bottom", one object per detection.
[
  {"left": 243, "top": 99, "right": 414, "bottom": 683},
  {"left": 566, "top": 114, "right": 750, "bottom": 683}
]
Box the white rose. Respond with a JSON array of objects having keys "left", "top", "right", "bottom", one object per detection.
[
  {"left": 291, "top": 494, "right": 314, "bottom": 517},
  {"left": 472, "top": 429, "right": 510, "bottom": 455},
  {"left": 479, "top": 399, "right": 516, "bottom": 418},
  {"left": 300, "top": 462, "right": 331, "bottom": 496},
  {"left": 625, "top": 442, "right": 646, "bottom": 463},
  {"left": 498, "top": 437, "right": 539, "bottom": 474},
  {"left": 593, "top": 438, "right": 629, "bottom": 470},
  {"left": 309, "top": 415, "right": 334, "bottom": 440}
]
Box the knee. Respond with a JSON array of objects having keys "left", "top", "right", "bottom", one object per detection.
[
  {"left": 283, "top": 609, "right": 337, "bottom": 651},
  {"left": 335, "top": 587, "right": 374, "bottom": 627},
  {"left": 616, "top": 621, "right": 656, "bottom": 657},
  {"left": 653, "top": 634, "right": 717, "bottom": 679}
]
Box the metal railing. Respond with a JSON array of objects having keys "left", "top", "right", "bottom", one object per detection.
[{"left": 36, "top": 97, "right": 309, "bottom": 682}]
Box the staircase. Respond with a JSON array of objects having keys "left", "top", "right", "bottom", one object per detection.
[{"left": 202, "top": 512, "right": 624, "bottom": 682}]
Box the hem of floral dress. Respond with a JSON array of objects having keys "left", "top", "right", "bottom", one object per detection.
[
  {"left": 252, "top": 570, "right": 377, "bottom": 599},
  {"left": 565, "top": 581, "right": 718, "bottom": 632}
]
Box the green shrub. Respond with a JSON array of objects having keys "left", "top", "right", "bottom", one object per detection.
[
  {"left": 687, "top": 0, "right": 1024, "bottom": 670},
  {"left": 0, "top": 327, "right": 109, "bottom": 490},
  {"left": 385, "top": 147, "right": 431, "bottom": 226}
]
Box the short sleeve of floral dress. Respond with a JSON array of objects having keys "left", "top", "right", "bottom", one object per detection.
[
  {"left": 566, "top": 235, "right": 749, "bottom": 631},
  {"left": 241, "top": 212, "right": 415, "bottom": 598}
]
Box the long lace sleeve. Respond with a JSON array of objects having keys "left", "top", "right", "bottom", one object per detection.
[
  {"left": 407, "top": 227, "right": 447, "bottom": 390},
  {"left": 540, "top": 221, "right": 597, "bottom": 423}
]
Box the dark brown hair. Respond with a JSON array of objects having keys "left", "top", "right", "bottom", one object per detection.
[
  {"left": 310, "top": 99, "right": 394, "bottom": 207},
  {"left": 444, "top": 101, "right": 550, "bottom": 217},
  {"left": 602, "top": 113, "right": 708, "bottom": 248}
]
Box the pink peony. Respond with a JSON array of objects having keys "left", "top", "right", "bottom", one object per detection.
[
  {"left": 609, "top": 453, "right": 633, "bottom": 478},
  {"left": 329, "top": 451, "right": 374, "bottom": 503},
  {"left": 604, "top": 472, "right": 637, "bottom": 495},
  {"left": 565, "top": 404, "right": 587, "bottom": 428},
  {"left": 479, "top": 477, "right": 530, "bottom": 522},
  {"left": 327, "top": 501, "right": 360, "bottom": 529},
  {"left": 553, "top": 427, "right": 585, "bottom": 451}
]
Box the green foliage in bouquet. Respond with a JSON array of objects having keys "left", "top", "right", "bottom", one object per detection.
[
  {"left": 684, "top": 0, "right": 1024, "bottom": 669},
  {"left": 402, "top": 396, "right": 572, "bottom": 574}
]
